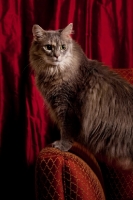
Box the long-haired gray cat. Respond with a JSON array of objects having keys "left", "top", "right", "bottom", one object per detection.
[{"left": 29, "top": 23, "right": 133, "bottom": 169}]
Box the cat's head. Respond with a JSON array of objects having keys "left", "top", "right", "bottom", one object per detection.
[{"left": 30, "top": 23, "right": 73, "bottom": 67}]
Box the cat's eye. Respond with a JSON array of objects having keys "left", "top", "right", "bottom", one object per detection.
[
  {"left": 44, "top": 45, "right": 53, "bottom": 51},
  {"left": 60, "top": 45, "right": 66, "bottom": 50}
]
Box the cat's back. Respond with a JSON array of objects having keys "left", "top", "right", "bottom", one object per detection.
[
  {"left": 79, "top": 59, "right": 133, "bottom": 116},
  {"left": 86, "top": 59, "right": 133, "bottom": 92}
]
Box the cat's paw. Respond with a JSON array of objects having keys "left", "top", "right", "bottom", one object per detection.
[{"left": 52, "top": 140, "right": 73, "bottom": 151}]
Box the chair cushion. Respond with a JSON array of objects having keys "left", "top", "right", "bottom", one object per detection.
[
  {"left": 114, "top": 68, "right": 133, "bottom": 84},
  {"left": 99, "top": 68, "right": 133, "bottom": 199},
  {"left": 35, "top": 142, "right": 105, "bottom": 200},
  {"left": 99, "top": 162, "right": 133, "bottom": 200}
]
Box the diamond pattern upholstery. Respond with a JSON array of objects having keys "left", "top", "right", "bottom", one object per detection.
[
  {"left": 100, "top": 164, "right": 133, "bottom": 200},
  {"left": 114, "top": 68, "right": 133, "bottom": 84},
  {"left": 35, "top": 143, "right": 106, "bottom": 200}
]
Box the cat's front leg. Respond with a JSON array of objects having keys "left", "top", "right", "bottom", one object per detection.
[
  {"left": 52, "top": 133, "right": 73, "bottom": 151},
  {"left": 52, "top": 140, "right": 73, "bottom": 151},
  {"left": 52, "top": 106, "right": 79, "bottom": 151}
]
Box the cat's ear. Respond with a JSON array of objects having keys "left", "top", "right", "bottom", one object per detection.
[
  {"left": 61, "top": 23, "right": 73, "bottom": 38},
  {"left": 32, "top": 24, "right": 45, "bottom": 41}
]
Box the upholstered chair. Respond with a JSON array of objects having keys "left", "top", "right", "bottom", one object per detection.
[
  {"left": 35, "top": 142, "right": 106, "bottom": 200},
  {"left": 35, "top": 69, "right": 133, "bottom": 200}
]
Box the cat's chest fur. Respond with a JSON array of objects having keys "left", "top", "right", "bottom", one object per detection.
[{"left": 36, "top": 63, "right": 80, "bottom": 122}]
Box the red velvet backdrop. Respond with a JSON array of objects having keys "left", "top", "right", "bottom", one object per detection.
[{"left": 0, "top": 0, "right": 133, "bottom": 199}]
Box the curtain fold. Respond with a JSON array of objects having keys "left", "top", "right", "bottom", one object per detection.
[{"left": 0, "top": 0, "right": 133, "bottom": 199}]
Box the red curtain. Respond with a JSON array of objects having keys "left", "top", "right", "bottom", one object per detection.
[{"left": 0, "top": 0, "right": 133, "bottom": 199}]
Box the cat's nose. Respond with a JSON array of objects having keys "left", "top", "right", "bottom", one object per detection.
[{"left": 54, "top": 52, "right": 60, "bottom": 58}]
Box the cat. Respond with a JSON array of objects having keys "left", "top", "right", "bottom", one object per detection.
[{"left": 29, "top": 23, "right": 133, "bottom": 169}]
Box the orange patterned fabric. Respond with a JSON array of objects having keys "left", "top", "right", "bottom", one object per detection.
[
  {"left": 35, "top": 143, "right": 105, "bottom": 200},
  {"left": 100, "top": 163, "right": 133, "bottom": 200},
  {"left": 114, "top": 68, "right": 133, "bottom": 84}
]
